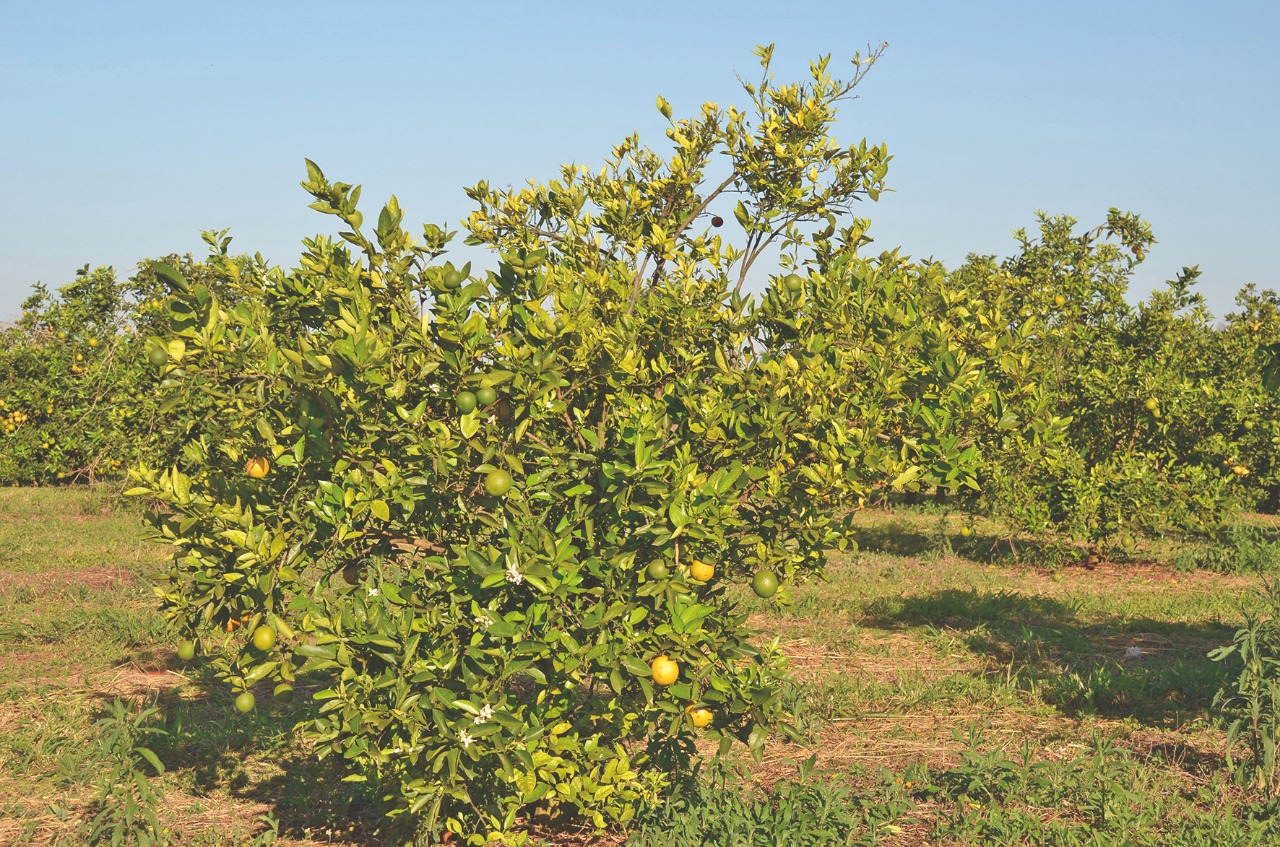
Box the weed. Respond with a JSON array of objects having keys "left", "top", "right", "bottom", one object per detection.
[
  {"left": 1185, "top": 523, "right": 1280, "bottom": 574},
  {"left": 83, "top": 698, "right": 170, "bottom": 846},
  {"left": 624, "top": 757, "right": 908, "bottom": 847},
  {"left": 1211, "top": 579, "right": 1280, "bottom": 796}
]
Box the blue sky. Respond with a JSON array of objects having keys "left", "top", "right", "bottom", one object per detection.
[{"left": 2, "top": 1, "right": 1276, "bottom": 320}]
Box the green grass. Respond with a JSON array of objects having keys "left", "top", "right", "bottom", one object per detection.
[{"left": 3, "top": 488, "right": 1280, "bottom": 845}]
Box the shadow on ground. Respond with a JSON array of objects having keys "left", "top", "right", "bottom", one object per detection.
[
  {"left": 853, "top": 519, "right": 1086, "bottom": 567},
  {"left": 860, "top": 587, "right": 1237, "bottom": 728},
  {"left": 90, "top": 662, "right": 402, "bottom": 846}
]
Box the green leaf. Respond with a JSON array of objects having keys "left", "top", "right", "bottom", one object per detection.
[
  {"left": 621, "top": 655, "right": 651, "bottom": 677},
  {"left": 135, "top": 746, "right": 164, "bottom": 776}
]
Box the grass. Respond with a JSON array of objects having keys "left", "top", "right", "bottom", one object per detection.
[{"left": 2, "top": 489, "right": 1280, "bottom": 845}]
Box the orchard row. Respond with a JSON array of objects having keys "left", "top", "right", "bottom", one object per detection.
[{"left": 3, "top": 46, "right": 1278, "bottom": 842}]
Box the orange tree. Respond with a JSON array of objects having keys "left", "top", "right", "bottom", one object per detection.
[
  {"left": 954, "top": 212, "right": 1252, "bottom": 555},
  {"left": 0, "top": 265, "right": 146, "bottom": 483},
  {"left": 1217, "top": 285, "right": 1280, "bottom": 512},
  {"left": 130, "top": 48, "right": 987, "bottom": 841},
  {"left": 0, "top": 236, "right": 249, "bottom": 485}
]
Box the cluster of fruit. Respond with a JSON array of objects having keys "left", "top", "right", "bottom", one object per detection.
[
  {"left": 1223, "top": 458, "right": 1252, "bottom": 477},
  {"left": 178, "top": 621, "right": 290, "bottom": 713},
  {"left": 454, "top": 380, "right": 500, "bottom": 414},
  {"left": 1, "top": 406, "right": 30, "bottom": 434},
  {"left": 637, "top": 558, "right": 782, "bottom": 730}
]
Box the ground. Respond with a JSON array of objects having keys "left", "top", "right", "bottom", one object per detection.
[{"left": 0, "top": 486, "right": 1273, "bottom": 846}]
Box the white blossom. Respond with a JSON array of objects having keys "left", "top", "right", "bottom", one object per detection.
[
  {"left": 429, "top": 382, "right": 441, "bottom": 392},
  {"left": 487, "top": 414, "right": 497, "bottom": 424},
  {"left": 473, "top": 613, "right": 492, "bottom": 630},
  {"left": 505, "top": 559, "right": 524, "bottom": 585},
  {"left": 459, "top": 729, "right": 475, "bottom": 749},
  {"left": 367, "top": 587, "right": 380, "bottom": 598},
  {"left": 475, "top": 704, "right": 494, "bottom": 724}
]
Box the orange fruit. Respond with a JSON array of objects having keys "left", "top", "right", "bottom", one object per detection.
[
  {"left": 689, "top": 560, "right": 714, "bottom": 582},
  {"left": 751, "top": 571, "right": 779, "bottom": 598},
  {"left": 651, "top": 656, "right": 678, "bottom": 686},
  {"left": 688, "top": 706, "right": 713, "bottom": 728},
  {"left": 245, "top": 456, "right": 270, "bottom": 478},
  {"left": 252, "top": 626, "right": 277, "bottom": 651},
  {"left": 484, "top": 469, "right": 513, "bottom": 496}
]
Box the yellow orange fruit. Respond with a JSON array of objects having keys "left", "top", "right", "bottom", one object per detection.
[
  {"left": 252, "top": 626, "right": 277, "bottom": 651},
  {"left": 245, "top": 456, "right": 270, "bottom": 478},
  {"left": 689, "top": 560, "right": 714, "bottom": 582},
  {"left": 651, "top": 656, "right": 678, "bottom": 686}
]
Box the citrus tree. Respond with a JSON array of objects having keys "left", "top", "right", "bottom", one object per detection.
[
  {"left": 1218, "top": 285, "right": 1280, "bottom": 512},
  {"left": 0, "top": 236, "right": 249, "bottom": 485},
  {"left": 131, "top": 47, "right": 987, "bottom": 842},
  {"left": 955, "top": 212, "right": 1248, "bottom": 555}
]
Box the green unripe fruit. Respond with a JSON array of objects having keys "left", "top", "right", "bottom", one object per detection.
[
  {"left": 252, "top": 626, "right": 277, "bottom": 651},
  {"left": 783, "top": 273, "right": 804, "bottom": 293},
  {"left": 442, "top": 268, "right": 466, "bottom": 289},
  {"left": 147, "top": 347, "right": 168, "bottom": 367},
  {"left": 272, "top": 683, "right": 295, "bottom": 704},
  {"left": 235, "top": 691, "right": 256, "bottom": 713},
  {"left": 751, "top": 570, "right": 779, "bottom": 599},
  {"left": 342, "top": 564, "right": 363, "bottom": 585},
  {"left": 484, "top": 469, "right": 513, "bottom": 497},
  {"left": 177, "top": 640, "right": 196, "bottom": 661},
  {"left": 1144, "top": 397, "right": 1159, "bottom": 412},
  {"left": 1244, "top": 420, "right": 1255, "bottom": 431},
  {"left": 456, "top": 391, "right": 477, "bottom": 414},
  {"left": 476, "top": 386, "right": 497, "bottom": 407},
  {"left": 646, "top": 560, "right": 670, "bottom": 581}
]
